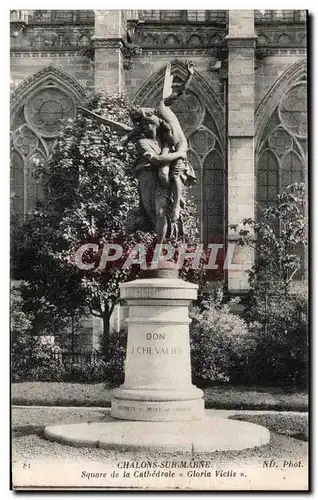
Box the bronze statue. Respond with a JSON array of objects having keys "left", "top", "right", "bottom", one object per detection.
[{"left": 78, "top": 61, "right": 196, "bottom": 243}]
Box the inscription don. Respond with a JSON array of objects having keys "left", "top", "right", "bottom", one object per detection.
[{"left": 146, "top": 333, "right": 166, "bottom": 340}]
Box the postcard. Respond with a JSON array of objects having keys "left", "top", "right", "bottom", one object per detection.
[{"left": 11, "top": 8, "right": 308, "bottom": 491}]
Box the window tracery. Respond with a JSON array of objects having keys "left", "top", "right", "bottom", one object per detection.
[
  {"left": 25, "top": 86, "right": 76, "bottom": 138},
  {"left": 170, "top": 91, "right": 203, "bottom": 134},
  {"left": 256, "top": 80, "right": 307, "bottom": 277},
  {"left": 11, "top": 75, "right": 81, "bottom": 220},
  {"left": 257, "top": 81, "right": 307, "bottom": 210}
]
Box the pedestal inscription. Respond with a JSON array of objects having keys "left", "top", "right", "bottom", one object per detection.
[{"left": 111, "top": 399, "right": 204, "bottom": 422}]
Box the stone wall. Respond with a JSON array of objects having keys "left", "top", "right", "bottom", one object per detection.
[
  {"left": 11, "top": 53, "right": 94, "bottom": 92},
  {"left": 124, "top": 53, "right": 221, "bottom": 101},
  {"left": 10, "top": 10, "right": 307, "bottom": 114},
  {"left": 10, "top": 11, "right": 95, "bottom": 91},
  {"left": 255, "top": 52, "right": 306, "bottom": 108}
]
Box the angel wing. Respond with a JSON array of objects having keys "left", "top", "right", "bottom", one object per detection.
[
  {"left": 76, "top": 106, "right": 133, "bottom": 136},
  {"left": 162, "top": 62, "right": 174, "bottom": 100}
]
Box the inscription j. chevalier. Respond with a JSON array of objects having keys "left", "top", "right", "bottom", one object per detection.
[
  {"left": 131, "top": 346, "right": 183, "bottom": 355},
  {"left": 131, "top": 333, "right": 182, "bottom": 355}
]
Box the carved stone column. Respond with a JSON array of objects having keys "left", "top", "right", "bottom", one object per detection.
[
  {"left": 92, "top": 10, "right": 126, "bottom": 93},
  {"left": 225, "top": 11, "right": 257, "bottom": 293}
]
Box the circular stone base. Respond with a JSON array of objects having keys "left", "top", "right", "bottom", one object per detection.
[{"left": 44, "top": 415, "right": 270, "bottom": 453}]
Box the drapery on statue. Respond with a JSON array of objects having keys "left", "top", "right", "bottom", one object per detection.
[{"left": 78, "top": 61, "right": 196, "bottom": 243}]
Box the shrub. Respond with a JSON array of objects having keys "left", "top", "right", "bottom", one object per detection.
[
  {"left": 98, "top": 328, "right": 127, "bottom": 386},
  {"left": 189, "top": 293, "right": 252, "bottom": 385},
  {"left": 11, "top": 325, "right": 128, "bottom": 384},
  {"left": 58, "top": 326, "right": 127, "bottom": 385},
  {"left": 60, "top": 360, "right": 104, "bottom": 383},
  {"left": 189, "top": 281, "right": 308, "bottom": 388},
  {"left": 11, "top": 335, "right": 62, "bottom": 382},
  {"left": 10, "top": 287, "right": 32, "bottom": 343},
  {"left": 243, "top": 287, "right": 308, "bottom": 387},
  {"left": 26, "top": 362, "right": 66, "bottom": 382}
]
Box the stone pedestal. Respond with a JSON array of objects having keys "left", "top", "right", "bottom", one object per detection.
[{"left": 111, "top": 272, "right": 204, "bottom": 421}]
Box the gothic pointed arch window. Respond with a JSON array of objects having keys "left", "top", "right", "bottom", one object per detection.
[
  {"left": 10, "top": 68, "right": 86, "bottom": 221},
  {"left": 256, "top": 78, "right": 307, "bottom": 277},
  {"left": 257, "top": 81, "right": 307, "bottom": 206},
  {"left": 173, "top": 96, "right": 225, "bottom": 245},
  {"left": 188, "top": 125, "right": 224, "bottom": 244}
]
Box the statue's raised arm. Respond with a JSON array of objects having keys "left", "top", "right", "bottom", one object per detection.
[
  {"left": 76, "top": 105, "right": 145, "bottom": 145},
  {"left": 77, "top": 106, "right": 133, "bottom": 135},
  {"left": 162, "top": 60, "right": 195, "bottom": 106}
]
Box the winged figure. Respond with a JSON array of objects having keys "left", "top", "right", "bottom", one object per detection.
[
  {"left": 76, "top": 61, "right": 196, "bottom": 243},
  {"left": 154, "top": 61, "right": 196, "bottom": 225}
]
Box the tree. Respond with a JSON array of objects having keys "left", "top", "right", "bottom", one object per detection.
[
  {"left": 12, "top": 92, "right": 207, "bottom": 358},
  {"left": 230, "top": 182, "right": 307, "bottom": 320},
  {"left": 11, "top": 213, "right": 87, "bottom": 339}
]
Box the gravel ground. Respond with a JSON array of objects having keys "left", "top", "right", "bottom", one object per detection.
[
  {"left": 12, "top": 433, "right": 308, "bottom": 469},
  {"left": 12, "top": 382, "right": 308, "bottom": 411},
  {"left": 12, "top": 407, "right": 308, "bottom": 467}
]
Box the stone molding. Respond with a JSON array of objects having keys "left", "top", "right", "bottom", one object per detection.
[
  {"left": 255, "top": 25, "right": 307, "bottom": 48},
  {"left": 10, "top": 26, "right": 94, "bottom": 50},
  {"left": 255, "top": 47, "right": 276, "bottom": 60},
  {"left": 120, "top": 278, "right": 198, "bottom": 302},
  {"left": 11, "top": 49, "right": 91, "bottom": 56},
  {"left": 225, "top": 35, "right": 257, "bottom": 49},
  {"left": 134, "top": 24, "right": 227, "bottom": 50},
  {"left": 90, "top": 36, "right": 124, "bottom": 49}
]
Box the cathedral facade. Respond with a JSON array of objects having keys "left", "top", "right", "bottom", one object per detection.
[{"left": 10, "top": 10, "right": 307, "bottom": 342}]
